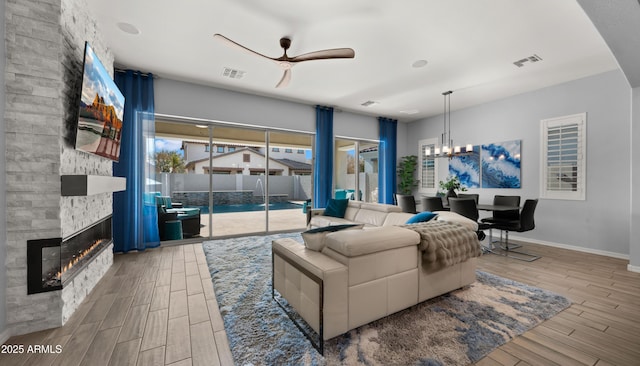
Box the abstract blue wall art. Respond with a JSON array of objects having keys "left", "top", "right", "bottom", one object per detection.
[
  {"left": 449, "top": 146, "right": 480, "bottom": 188},
  {"left": 481, "top": 140, "right": 521, "bottom": 188}
]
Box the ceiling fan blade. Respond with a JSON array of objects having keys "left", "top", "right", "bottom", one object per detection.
[
  {"left": 289, "top": 48, "right": 355, "bottom": 63},
  {"left": 213, "top": 34, "right": 274, "bottom": 61},
  {"left": 276, "top": 69, "right": 292, "bottom": 88}
]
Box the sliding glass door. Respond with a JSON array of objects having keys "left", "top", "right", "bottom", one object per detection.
[
  {"left": 209, "top": 125, "right": 267, "bottom": 237},
  {"left": 334, "top": 138, "right": 379, "bottom": 202},
  {"left": 154, "top": 120, "right": 211, "bottom": 241},
  {"left": 155, "top": 118, "right": 313, "bottom": 241},
  {"left": 267, "top": 131, "right": 313, "bottom": 232}
]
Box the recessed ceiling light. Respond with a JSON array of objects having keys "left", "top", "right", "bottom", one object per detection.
[
  {"left": 400, "top": 109, "right": 419, "bottom": 115},
  {"left": 412, "top": 60, "right": 428, "bottom": 68},
  {"left": 117, "top": 22, "right": 141, "bottom": 35}
]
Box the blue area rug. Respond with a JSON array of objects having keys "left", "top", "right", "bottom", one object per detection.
[{"left": 203, "top": 233, "right": 570, "bottom": 365}]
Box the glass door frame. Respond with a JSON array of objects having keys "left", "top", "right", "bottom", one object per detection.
[
  {"left": 155, "top": 114, "right": 314, "bottom": 242},
  {"left": 334, "top": 136, "right": 380, "bottom": 202}
]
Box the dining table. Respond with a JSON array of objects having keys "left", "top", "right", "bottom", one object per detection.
[
  {"left": 476, "top": 204, "right": 520, "bottom": 212},
  {"left": 441, "top": 203, "right": 520, "bottom": 212},
  {"left": 441, "top": 202, "right": 521, "bottom": 253}
]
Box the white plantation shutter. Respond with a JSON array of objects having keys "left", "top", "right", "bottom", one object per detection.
[
  {"left": 418, "top": 138, "right": 438, "bottom": 193},
  {"left": 540, "top": 113, "right": 586, "bottom": 200}
]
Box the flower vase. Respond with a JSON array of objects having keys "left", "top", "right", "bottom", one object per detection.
[{"left": 445, "top": 188, "right": 457, "bottom": 205}]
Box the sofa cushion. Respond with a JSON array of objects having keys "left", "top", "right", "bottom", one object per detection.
[
  {"left": 382, "top": 212, "right": 415, "bottom": 226},
  {"left": 324, "top": 199, "right": 349, "bottom": 218},
  {"left": 352, "top": 203, "right": 403, "bottom": 226},
  {"left": 343, "top": 200, "right": 362, "bottom": 221},
  {"left": 324, "top": 226, "right": 420, "bottom": 257},
  {"left": 359, "top": 202, "right": 402, "bottom": 213},
  {"left": 406, "top": 211, "right": 438, "bottom": 224},
  {"left": 301, "top": 224, "right": 363, "bottom": 251}
]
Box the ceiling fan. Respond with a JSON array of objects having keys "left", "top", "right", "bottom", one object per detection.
[{"left": 214, "top": 34, "right": 355, "bottom": 88}]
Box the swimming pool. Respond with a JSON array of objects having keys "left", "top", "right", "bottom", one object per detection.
[{"left": 194, "top": 202, "right": 303, "bottom": 214}]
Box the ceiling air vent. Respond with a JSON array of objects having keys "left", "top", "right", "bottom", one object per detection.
[
  {"left": 361, "top": 100, "right": 379, "bottom": 107},
  {"left": 222, "top": 67, "right": 246, "bottom": 80},
  {"left": 513, "top": 54, "right": 543, "bottom": 68}
]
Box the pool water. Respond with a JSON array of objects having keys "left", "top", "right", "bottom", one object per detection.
[{"left": 194, "top": 202, "right": 303, "bottom": 214}]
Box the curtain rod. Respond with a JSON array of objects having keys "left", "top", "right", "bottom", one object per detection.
[{"left": 114, "top": 68, "right": 157, "bottom": 78}]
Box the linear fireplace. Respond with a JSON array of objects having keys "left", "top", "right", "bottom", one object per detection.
[{"left": 27, "top": 215, "right": 113, "bottom": 294}]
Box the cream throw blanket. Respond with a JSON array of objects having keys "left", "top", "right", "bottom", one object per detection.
[{"left": 401, "top": 221, "right": 482, "bottom": 268}]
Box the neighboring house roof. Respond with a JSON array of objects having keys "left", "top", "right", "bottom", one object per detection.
[
  {"left": 182, "top": 140, "right": 262, "bottom": 148},
  {"left": 360, "top": 146, "right": 378, "bottom": 153},
  {"left": 185, "top": 147, "right": 298, "bottom": 170},
  {"left": 275, "top": 158, "right": 312, "bottom": 171}
]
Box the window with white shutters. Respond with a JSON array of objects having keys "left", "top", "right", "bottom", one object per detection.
[
  {"left": 540, "top": 113, "right": 586, "bottom": 200},
  {"left": 418, "top": 138, "right": 438, "bottom": 193}
]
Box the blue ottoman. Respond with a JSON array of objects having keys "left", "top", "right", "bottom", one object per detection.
[{"left": 164, "top": 220, "right": 183, "bottom": 240}]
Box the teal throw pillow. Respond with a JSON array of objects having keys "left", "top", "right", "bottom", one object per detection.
[
  {"left": 406, "top": 211, "right": 438, "bottom": 224},
  {"left": 323, "top": 199, "right": 349, "bottom": 218}
]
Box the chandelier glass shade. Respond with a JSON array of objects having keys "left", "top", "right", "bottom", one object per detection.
[{"left": 425, "top": 91, "right": 473, "bottom": 158}]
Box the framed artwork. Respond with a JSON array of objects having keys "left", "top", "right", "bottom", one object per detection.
[
  {"left": 449, "top": 145, "right": 480, "bottom": 188},
  {"left": 481, "top": 140, "right": 521, "bottom": 188}
]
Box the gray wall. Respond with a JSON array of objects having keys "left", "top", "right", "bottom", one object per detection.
[
  {"left": 155, "top": 78, "right": 381, "bottom": 139},
  {"left": 334, "top": 110, "right": 378, "bottom": 141},
  {"left": 408, "top": 70, "right": 631, "bottom": 256},
  {"left": 576, "top": 0, "right": 640, "bottom": 270},
  {"left": 0, "top": 0, "right": 7, "bottom": 342},
  {"left": 632, "top": 87, "right": 640, "bottom": 269},
  {"left": 155, "top": 78, "right": 316, "bottom": 133}
]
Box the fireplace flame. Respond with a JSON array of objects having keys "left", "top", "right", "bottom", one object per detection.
[{"left": 56, "top": 239, "right": 105, "bottom": 280}]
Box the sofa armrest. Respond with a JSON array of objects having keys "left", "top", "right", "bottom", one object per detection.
[
  {"left": 309, "top": 208, "right": 326, "bottom": 217},
  {"left": 307, "top": 208, "right": 327, "bottom": 227},
  {"left": 272, "top": 238, "right": 349, "bottom": 340}
]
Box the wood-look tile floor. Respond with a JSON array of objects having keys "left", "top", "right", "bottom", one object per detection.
[
  {"left": 2, "top": 240, "right": 639, "bottom": 366},
  {"left": 475, "top": 241, "right": 640, "bottom": 366},
  {"left": 0, "top": 244, "right": 232, "bottom": 366}
]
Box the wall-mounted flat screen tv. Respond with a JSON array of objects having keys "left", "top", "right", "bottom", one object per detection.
[{"left": 75, "top": 42, "right": 125, "bottom": 162}]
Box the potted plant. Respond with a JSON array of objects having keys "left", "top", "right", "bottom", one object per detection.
[
  {"left": 397, "top": 155, "right": 419, "bottom": 195},
  {"left": 439, "top": 175, "right": 467, "bottom": 201}
]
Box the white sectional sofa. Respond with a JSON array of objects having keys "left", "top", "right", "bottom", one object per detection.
[
  {"left": 308, "top": 200, "right": 479, "bottom": 231},
  {"left": 273, "top": 201, "right": 481, "bottom": 351}
]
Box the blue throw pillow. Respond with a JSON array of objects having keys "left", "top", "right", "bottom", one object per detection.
[
  {"left": 406, "top": 211, "right": 438, "bottom": 224},
  {"left": 324, "top": 199, "right": 349, "bottom": 218}
]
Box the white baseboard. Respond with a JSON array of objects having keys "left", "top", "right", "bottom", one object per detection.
[
  {"left": 508, "top": 235, "right": 630, "bottom": 260},
  {"left": 627, "top": 264, "right": 640, "bottom": 273},
  {"left": 0, "top": 327, "right": 11, "bottom": 345}
]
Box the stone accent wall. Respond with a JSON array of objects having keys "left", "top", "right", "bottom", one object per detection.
[
  {"left": 60, "top": 0, "right": 113, "bottom": 236},
  {"left": 4, "top": 0, "right": 115, "bottom": 336},
  {"left": 61, "top": 243, "right": 113, "bottom": 324}
]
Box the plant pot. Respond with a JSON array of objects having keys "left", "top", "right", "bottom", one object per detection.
[{"left": 445, "top": 188, "right": 457, "bottom": 204}]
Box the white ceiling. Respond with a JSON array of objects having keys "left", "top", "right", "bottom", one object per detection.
[{"left": 87, "top": 0, "right": 619, "bottom": 122}]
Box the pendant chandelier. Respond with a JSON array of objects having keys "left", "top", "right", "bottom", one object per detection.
[{"left": 425, "top": 90, "right": 473, "bottom": 158}]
